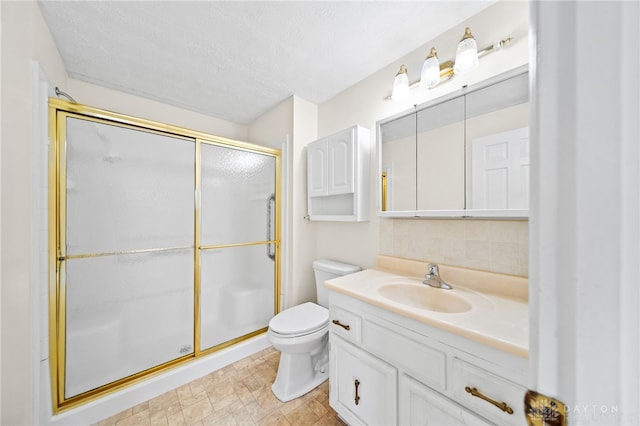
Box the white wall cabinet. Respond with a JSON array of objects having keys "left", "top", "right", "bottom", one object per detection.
[
  {"left": 307, "top": 125, "right": 370, "bottom": 221},
  {"left": 328, "top": 291, "right": 528, "bottom": 425},
  {"left": 308, "top": 140, "right": 329, "bottom": 197},
  {"left": 327, "top": 132, "right": 355, "bottom": 195}
]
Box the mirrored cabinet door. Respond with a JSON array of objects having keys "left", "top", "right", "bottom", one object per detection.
[
  {"left": 416, "top": 96, "right": 465, "bottom": 211},
  {"left": 377, "top": 66, "right": 529, "bottom": 218},
  {"left": 379, "top": 112, "right": 417, "bottom": 213},
  {"left": 465, "top": 72, "right": 530, "bottom": 212}
]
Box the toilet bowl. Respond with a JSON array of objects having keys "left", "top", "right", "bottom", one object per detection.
[
  {"left": 268, "top": 259, "right": 361, "bottom": 402},
  {"left": 268, "top": 302, "right": 330, "bottom": 401}
]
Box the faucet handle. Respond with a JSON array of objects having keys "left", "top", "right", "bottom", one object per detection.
[{"left": 427, "top": 264, "right": 439, "bottom": 276}]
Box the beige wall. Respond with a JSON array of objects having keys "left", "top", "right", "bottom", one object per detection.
[
  {"left": 1, "top": 2, "right": 68, "bottom": 424},
  {"left": 317, "top": 1, "right": 530, "bottom": 275},
  {"left": 289, "top": 96, "right": 318, "bottom": 306},
  {"left": 68, "top": 79, "right": 248, "bottom": 141},
  {"left": 246, "top": 96, "right": 319, "bottom": 308},
  {"left": 247, "top": 96, "right": 293, "bottom": 148}
]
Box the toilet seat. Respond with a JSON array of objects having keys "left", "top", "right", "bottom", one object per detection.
[{"left": 269, "top": 302, "right": 329, "bottom": 338}]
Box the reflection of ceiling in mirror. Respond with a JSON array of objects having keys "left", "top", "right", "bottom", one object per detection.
[
  {"left": 380, "top": 113, "right": 415, "bottom": 143},
  {"left": 380, "top": 72, "right": 528, "bottom": 144},
  {"left": 465, "top": 72, "right": 529, "bottom": 120},
  {"left": 417, "top": 96, "right": 465, "bottom": 135}
]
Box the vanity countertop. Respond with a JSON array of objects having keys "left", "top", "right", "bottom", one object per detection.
[{"left": 324, "top": 256, "right": 528, "bottom": 358}]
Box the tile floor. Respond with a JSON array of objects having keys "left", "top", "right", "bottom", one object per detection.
[{"left": 97, "top": 347, "right": 344, "bottom": 426}]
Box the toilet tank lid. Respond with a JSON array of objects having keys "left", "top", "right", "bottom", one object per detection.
[{"left": 312, "top": 259, "right": 361, "bottom": 275}]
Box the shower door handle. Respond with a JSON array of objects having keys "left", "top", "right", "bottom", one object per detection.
[{"left": 267, "top": 193, "right": 276, "bottom": 261}]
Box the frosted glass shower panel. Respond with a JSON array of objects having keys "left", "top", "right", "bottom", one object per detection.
[
  {"left": 201, "top": 143, "right": 276, "bottom": 246},
  {"left": 65, "top": 117, "right": 195, "bottom": 255},
  {"left": 200, "top": 245, "right": 275, "bottom": 351},
  {"left": 64, "top": 249, "right": 194, "bottom": 399}
]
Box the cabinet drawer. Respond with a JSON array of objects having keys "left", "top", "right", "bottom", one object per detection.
[
  {"left": 452, "top": 358, "right": 527, "bottom": 425},
  {"left": 400, "top": 374, "right": 492, "bottom": 426},
  {"left": 364, "top": 320, "right": 446, "bottom": 392},
  {"left": 329, "top": 305, "right": 362, "bottom": 344}
]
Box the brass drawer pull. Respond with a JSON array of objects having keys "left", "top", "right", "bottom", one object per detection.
[
  {"left": 465, "top": 386, "right": 514, "bottom": 415},
  {"left": 332, "top": 319, "right": 350, "bottom": 331},
  {"left": 354, "top": 379, "right": 361, "bottom": 405}
]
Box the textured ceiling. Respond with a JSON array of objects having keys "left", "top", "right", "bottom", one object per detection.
[{"left": 39, "top": 1, "right": 494, "bottom": 124}]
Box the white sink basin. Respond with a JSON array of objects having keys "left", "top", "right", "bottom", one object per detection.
[{"left": 378, "top": 284, "right": 472, "bottom": 313}]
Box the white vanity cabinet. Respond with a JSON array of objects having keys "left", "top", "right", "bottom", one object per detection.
[
  {"left": 307, "top": 125, "right": 370, "bottom": 221},
  {"left": 400, "top": 374, "right": 492, "bottom": 425},
  {"left": 328, "top": 291, "right": 528, "bottom": 426},
  {"left": 329, "top": 304, "right": 397, "bottom": 425},
  {"left": 330, "top": 336, "right": 397, "bottom": 426}
]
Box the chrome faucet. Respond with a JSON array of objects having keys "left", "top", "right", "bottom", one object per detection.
[{"left": 423, "top": 264, "right": 452, "bottom": 290}]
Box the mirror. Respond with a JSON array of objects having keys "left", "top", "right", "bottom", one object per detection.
[
  {"left": 465, "top": 72, "right": 529, "bottom": 211},
  {"left": 416, "top": 96, "right": 465, "bottom": 211},
  {"left": 378, "top": 67, "right": 529, "bottom": 218},
  {"left": 380, "top": 112, "right": 417, "bottom": 213}
]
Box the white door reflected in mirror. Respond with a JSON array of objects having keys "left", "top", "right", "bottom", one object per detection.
[{"left": 471, "top": 126, "right": 530, "bottom": 210}]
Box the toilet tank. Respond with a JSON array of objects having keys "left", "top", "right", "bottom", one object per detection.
[{"left": 313, "top": 259, "right": 361, "bottom": 308}]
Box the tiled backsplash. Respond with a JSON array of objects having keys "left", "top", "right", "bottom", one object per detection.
[{"left": 379, "top": 219, "right": 528, "bottom": 277}]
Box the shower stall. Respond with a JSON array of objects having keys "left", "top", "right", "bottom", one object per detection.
[{"left": 48, "top": 99, "right": 280, "bottom": 411}]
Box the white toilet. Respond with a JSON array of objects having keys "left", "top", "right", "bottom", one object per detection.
[{"left": 268, "top": 259, "right": 361, "bottom": 402}]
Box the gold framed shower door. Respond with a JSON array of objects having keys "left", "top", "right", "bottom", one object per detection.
[{"left": 48, "top": 98, "right": 281, "bottom": 413}]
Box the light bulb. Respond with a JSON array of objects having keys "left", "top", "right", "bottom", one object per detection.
[
  {"left": 454, "top": 27, "right": 478, "bottom": 75},
  {"left": 420, "top": 47, "right": 440, "bottom": 89},
  {"left": 391, "top": 65, "right": 410, "bottom": 100}
]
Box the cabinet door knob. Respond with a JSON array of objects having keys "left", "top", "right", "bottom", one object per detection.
[
  {"left": 465, "top": 386, "right": 514, "bottom": 415},
  {"left": 354, "top": 379, "right": 360, "bottom": 406},
  {"left": 332, "top": 319, "right": 350, "bottom": 331}
]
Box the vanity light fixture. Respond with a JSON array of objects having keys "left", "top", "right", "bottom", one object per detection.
[
  {"left": 453, "top": 27, "right": 479, "bottom": 74},
  {"left": 420, "top": 47, "right": 441, "bottom": 89},
  {"left": 391, "top": 65, "right": 410, "bottom": 100},
  {"left": 387, "top": 28, "right": 513, "bottom": 100}
]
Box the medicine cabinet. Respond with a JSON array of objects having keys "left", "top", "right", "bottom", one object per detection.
[
  {"left": 307, "top": 125, "right": 370, "bottom": 221},
  {"left": 378, "top": 65, "right": 529, "bottom": 218}
]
